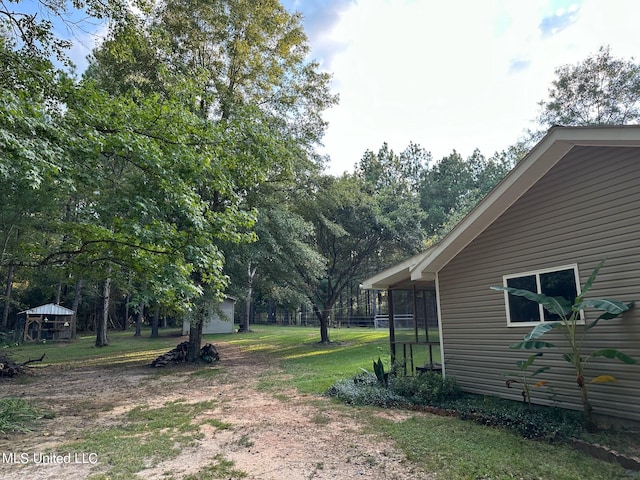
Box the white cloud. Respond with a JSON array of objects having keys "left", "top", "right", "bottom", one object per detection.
[{"left": 314, "top": 0, "right": 640, "bottom": 175}]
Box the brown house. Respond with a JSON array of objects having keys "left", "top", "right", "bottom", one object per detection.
[{"left": 362, "top": 125, "right": 640, "bottom": 422}]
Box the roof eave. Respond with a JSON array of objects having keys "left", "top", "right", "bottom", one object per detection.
[{"left": 361, "top": 249, "right": 434, "bottom": 290}]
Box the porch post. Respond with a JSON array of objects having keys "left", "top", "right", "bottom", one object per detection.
[
  {"left": 387, "top": 288, "right": 396, "bottom": 364},
  {"left": 412, "top": 285, "right": 419, "bottom": 343}
]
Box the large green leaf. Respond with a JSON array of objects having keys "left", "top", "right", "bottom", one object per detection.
[
  {"left": 575, "top": 259, "right": 606, "bottom": 303},
  {"left": 562, "top": 352, "right": 580, "bottom": 365},
  {"left": 516, "top": 352, "right": 543, "bottom": 369},
  {"left": 531, "top": 366, "right": 551, "bottom": 377},
  {"left": 589, "top": 349, "right": 637, "bottom": 364},
  {"left": 574, "top": 298, "right": 631, "bottom": 315},
  {"left": 510, "top": 339, "right": 555, "bottom": 349},
  {"left": 491, "top": 286, "right": 571, "bottom": 316},
  {"left": 523, "top": 322, "right": 560, "bottom": 341},
  {"left": 586, "top": 302, "right": 635, "bottom": 330}
]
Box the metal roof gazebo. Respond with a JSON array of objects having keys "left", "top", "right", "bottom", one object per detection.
[{"left": 19, "top": 303, "right": 75, "bottom": 342}]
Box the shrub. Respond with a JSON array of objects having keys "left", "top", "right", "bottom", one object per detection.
[
  {"left": 442, "top": 394, "right": 585, "bottom": 441},
  {"left": 326, "top": 372, "right": 404, "bottom": 408},
  {"left": 388, "top": 371, "right": 461, "bottom": 405},
  {"left": 327, "top": 371, "right": 589, "bottom": 445}
]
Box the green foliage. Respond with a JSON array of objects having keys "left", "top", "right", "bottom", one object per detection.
[
  {"left": 290, "top": 173, "right": 428, "bottom": 342},
  {"left": 492, "top": 259, "right": 635, "bottom": 428},
  {"left": 371, "top": 412, "right": 631, "bottom": 480},
  {"left": 0, "top": 398, "right": 48, "bottom": 434},
  {"left": 327, "top": 369, "right": 461, "bottom": 409},
  {"left": 420, "top": 149, "right": 511, "bottom": 237},
  {"left": 373, "top": 357, "right": 387, "bottom": 385},
  {"left": 388, "top": 371, "right": 461, "bottom": 405},
  {"left": 325, "top": 372, "right": 405, "bottom": 408},
  {"left": 447, "top": 395, "right": 585, "bottom": 442},
  {"left": 538, "top": 45, "right": 640, "bottom": 127},
  {"left": 327, "top": 369, "right": 592, "bottom": 444},
  {"left": 503, "top": 352, "right": 551, "bottom": 409}
]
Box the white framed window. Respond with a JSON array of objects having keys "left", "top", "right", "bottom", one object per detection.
[{"left": 502, "top": 264, "right": 583, "bottom": 326}]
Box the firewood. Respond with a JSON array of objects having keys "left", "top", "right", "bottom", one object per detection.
[{"left": 150, "top": 342, "right": 220, "bottom": 367}]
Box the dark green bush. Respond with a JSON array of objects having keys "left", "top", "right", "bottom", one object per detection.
[
  {"left": 326, "top": 371, "right": 404, "bottom": 408},
  {"left": 327, "top": 371, "right": 589, "bottom": 444},
  {"left": 388, "top": 371, "right": 461, "bottom": 405},
  {"left": 441, "top": 394, "right": 585, "bottom": 441}
]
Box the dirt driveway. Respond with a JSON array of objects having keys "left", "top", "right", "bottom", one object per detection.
[{"left": 0, "top": 342, "right": 433, "bottom": 480}]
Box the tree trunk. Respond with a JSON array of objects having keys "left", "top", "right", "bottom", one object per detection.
[
  {"left": 2, "top": 264, "right": 15, "bottom": 329},
  {"left": 123, "top": 293, "right": 130, "bottom": 331},
  {"left": 55, "top": 279, "right": 62, "bottom": 305},
  {"left": 187, "top": 316, "right": 203, "bottom": 362},
  {"left": 95, "top": 277, "right": 110, "bottom": 347},
  {"left": 313, "top": 305, "right": 331, "bottom": 343},
  {"left": 135, "top": 300, "right": 143, "bottom": 336},
  {"left": 150, "top": 305, "right": 159, "bottom": 338},
  {"left": 243, "top": 263, "right": 257, "bottom": 332},
  {"left": 319, "top": 312, "right": 330, "bottom": 343},
  {"left": 70, "top": 277, "right": 82, "bottom": 340}
]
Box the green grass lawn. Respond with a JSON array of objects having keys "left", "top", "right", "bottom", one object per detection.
[
  {"left": 5, "top": 328, "right": 189, "bottom": 367},
  {"left": 223, "top": 325, "right": 393, "bottom": 392},
  {"left": 4, "top": 325, "right": 394, "bottom": 392}
]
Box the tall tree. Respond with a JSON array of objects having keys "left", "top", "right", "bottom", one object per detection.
[
  {"left": 292, "top": 174, "right": 424, "bottom": 343},
  {"left": 225, "top": 204, "right": 325, "bottom": 332},
  {"left": 538, "top": 45, "right": 640, "bottom": 127},
  {"left": 84, "top": 1, "right": 335, "bottom": 356},
  {"left": 419, "top": 149, "right": 510, "bottom": 238},
  {"left": 153, "top": 0, "right": 335, "bottom": 144}
]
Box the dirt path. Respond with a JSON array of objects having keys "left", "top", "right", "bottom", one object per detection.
[{"left": 0, "top": 342, "right": 433, "bottom": 480}]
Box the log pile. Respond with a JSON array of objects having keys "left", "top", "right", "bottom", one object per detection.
[
  {"left": 0, "top": 353, "right": 45, "bottom": 378},
  {"left": 150, "top": 342, "right": 219, "bottom": 367}
]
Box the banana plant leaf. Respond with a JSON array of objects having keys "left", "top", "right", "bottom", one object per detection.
[
  {"left": 523, "top": 322, "right": 560, "bottom": 341},
  {"left": 585, "top": 301, "right": 634, "bottom": 330},
  {"left": 562, "top": 352, "right": 580, "bottom": 364},
  {"left": 575, "top": 259, "right": 606, "bottom": 303},
  {"left": 510, "top": 339, "right": 556, "bottom": 349},
  {"left": 590, "top": 375, "right": 617, "bottom": 384},
  {"left": 574, "top": 298, "right": 631, "bottom": 314},
  {"left": 516, "top": 352, "right": 543, "bottom": 369},
  {"left": 531, "top": 366, "right": 551, "bottom": 376},
  {"left": 491, "top": 286, "right": 572, "bottom": 316},
  {"left": 589, "top": 348, "right": 637, "bottom": 364}
]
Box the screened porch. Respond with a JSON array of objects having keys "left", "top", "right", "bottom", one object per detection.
[{"left": 375, "top": 284, "right": 440, "bottom": 375}]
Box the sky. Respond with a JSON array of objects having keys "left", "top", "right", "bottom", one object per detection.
[
  {"left": 51, "top": 0, "right": 640, "bottom": 175},
  {"left": 279, "top": 0, "right": 640, "bottom": 174}
]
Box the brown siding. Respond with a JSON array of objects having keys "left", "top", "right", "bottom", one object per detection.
[{"left": 438, "top": 146, "right": 640, "bottom": 421}]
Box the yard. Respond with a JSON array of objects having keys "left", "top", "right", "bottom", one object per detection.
[{"left": 0, "top": 326, "right": 637, "bottom": 479}]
